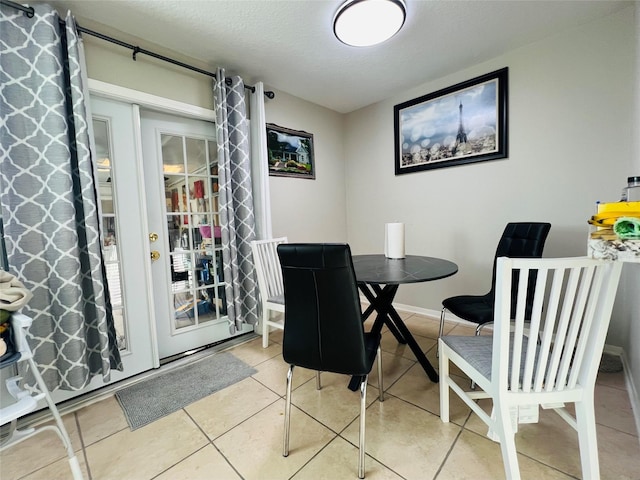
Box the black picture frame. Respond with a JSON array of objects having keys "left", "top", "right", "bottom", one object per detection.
[
  {"left": 394, "top": 67, "right": 508, "bottom": 175},
  {"left": 266, "top": 123, "right": 315, "bottom": 179}
]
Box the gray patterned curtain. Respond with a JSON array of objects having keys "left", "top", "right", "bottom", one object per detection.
[
  {"left": 0, "top": 4, "right": 122, "bottom": 390},
  {"left": 214, "top": 68, "right": 259, "bottom": 333}
]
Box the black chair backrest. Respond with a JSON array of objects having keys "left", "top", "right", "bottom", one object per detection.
[
  {"left": 490, "top": 222, "right": 551, "bottom": 315},
  {"left": 494, "top": 222, "right": 551, "bottom": 259},
  {"left": 277, "top": 243, "right": 370, "bottom": 376}
]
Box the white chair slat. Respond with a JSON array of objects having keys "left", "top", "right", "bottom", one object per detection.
[
  {"left": 263, "top": 244, "right": 283, "bottom": 297},
  {"left": 557, "top": 265, "right": 595, "bottom": 390},
  {"left": 251, "top": 237, "right": 288, "bottom": 347},
  {"left": 509, "top": 269, "right": 529, "bottom": 391},
  {"left": 534, "top": 268, "right": 563, "bottom": 391},
  {"left": 568, "top": 265, "right": 602, "bottom": 389},
  {"left": 521, "top": 268, "right": 547, "bottom": 392},
  {"left": 545, "top": 267, "right": 579, "bottom": 391}
]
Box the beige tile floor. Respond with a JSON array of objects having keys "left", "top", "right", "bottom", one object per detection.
[{"left": 2, "top": 314, "right": 639, "bottom": 479}]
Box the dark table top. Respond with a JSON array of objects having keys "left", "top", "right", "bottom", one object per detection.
[{"left": 352, "top": 254, "right": 458, "bottom": 285}]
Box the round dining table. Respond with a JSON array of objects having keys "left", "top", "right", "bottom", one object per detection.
[{"left": 352, "top": 254, "right": 458, "bottom": 382}]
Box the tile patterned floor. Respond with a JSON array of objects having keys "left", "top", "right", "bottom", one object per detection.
[{"left": 2, "top": 314, "right": 639, "bottom": 479}]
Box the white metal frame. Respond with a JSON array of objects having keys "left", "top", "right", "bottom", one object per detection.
[{"left": 0, "top": 313, "right": 84, "bottom": 479}]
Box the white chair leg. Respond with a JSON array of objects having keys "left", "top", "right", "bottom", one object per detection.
[
  {"left": 575, "top": 399, "right": 600, "bottom": 479},
  {"left": 487, "top": 405, "right": 519, "bottom": 442},
  {"left": 358, "top": 374, "right": 368, "bottom": 479},
  {"left": 438, "top": 340, "right": 450, "bottom": 423},
  {"left": 376, "top": 346, "right": 384, "bottom": 402},
  {"left": 494, "top": 400, "right": 521, "bottom": 480},
  {"left": 262, "top": 309, "right": 270, "bottom": 348},
  {"left": 437, "top": 308, "right": 447, "bottom": 357},
  {"left": 283, "top": 365, "right": 294, "bottom": 457}
]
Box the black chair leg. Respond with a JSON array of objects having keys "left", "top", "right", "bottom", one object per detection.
[
  {"left": 437, "top": 307, "right": 447, "bottom": 357},
  {"left": 377, "top": 346, "right": 384, "bottom": 402}
]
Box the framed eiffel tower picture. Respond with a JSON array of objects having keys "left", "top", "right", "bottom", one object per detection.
[{"left": 394, "top": 67, "right": 508, "bottom": 175}]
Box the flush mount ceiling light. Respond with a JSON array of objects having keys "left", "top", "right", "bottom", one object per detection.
[{"left": 333, "top": 0, "right": 406, "bottom": 47}]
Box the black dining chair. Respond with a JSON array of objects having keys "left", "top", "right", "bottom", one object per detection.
[
  {"left": 438, "top": 222, "right": 551, "bottom": 347},
  {"left": 277, "top": 243, "right": 383, "bottom": 479}
]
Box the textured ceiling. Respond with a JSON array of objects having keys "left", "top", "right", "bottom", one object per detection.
[{"left": 40, "top": 0, "right": 630, "bottom": 113}]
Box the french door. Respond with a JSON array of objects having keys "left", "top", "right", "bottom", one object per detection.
[
  {"left": 88, "top": 93, "right": 253, "bottom": 379},
  {"left": 140, "top": 110, "right": 252, "bottom": 359},
  {"left": 46, "top": 88, "right": 254, "bottom": 403},
  {"left": 89, "top": 96, "right": 157, "bottom": 378}
]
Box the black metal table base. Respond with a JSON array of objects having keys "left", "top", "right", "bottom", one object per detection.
[{"left": 359, "top": 283, "right": 439, "bottom": 383}]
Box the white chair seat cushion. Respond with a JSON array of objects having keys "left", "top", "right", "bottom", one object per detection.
[
  {"left": 442, "top": 335, "right": 493, "bottom": 380},
  {"left": 441, "top": 334, "right": 537, "bottom": 383},
  {"left": 268, "top": 293, "right": 285, "bottom": 305}
]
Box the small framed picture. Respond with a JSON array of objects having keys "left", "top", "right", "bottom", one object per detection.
[
  {"left": 266, "top": 123, "right": 315, "bottom": 179},
  {"left": 394, "top": 67, "right": 508, "bottom": 175}
]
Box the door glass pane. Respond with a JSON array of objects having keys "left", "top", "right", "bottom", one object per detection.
[
  {"left": 161, "top": 134, "right": 225, "bottom": 332},
  {"left": 208, "top": 139, "right": 217, "bottom": 167},
  {"left": 161, "top": 134, "right": 185, "bottom": 174},
  {"left": 93, "top": 118, "right": 127, "bottom": 351},
  {"left": 185, "top": 137, "right": 207, "bottom": 174},
  {"left": 210, "top": 162, "right": 220, "bottom": 227},
  {"left": 165, "top": 177, "right": 183, "bottom": 213}
]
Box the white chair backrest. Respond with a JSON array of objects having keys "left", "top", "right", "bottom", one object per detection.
[
  {"left": 251, "top": 237, "right": 288, "bottom": 301},
  {"left": 492, "top": 256, "right": 622, "bottom": 395}
]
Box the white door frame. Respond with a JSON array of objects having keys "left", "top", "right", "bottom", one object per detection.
[{"left": 88, "top": 79, "right": 216, "bottom": 123}]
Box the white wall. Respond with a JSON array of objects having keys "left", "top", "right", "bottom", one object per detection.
[
  {"left": 82, "top": 25, "right": 213, "bottom": 108},
  {"left": 264, "top": 90, "right": 348, "bottom": 243},
  {"left": 344, "top": 5, "right": 639, "bottom": 415},
  {"left": 625, "top": 0, "right": 640, "bottom": 419},
  {"left": 344, "top": 6, "right": 635, "bottom": 321}
]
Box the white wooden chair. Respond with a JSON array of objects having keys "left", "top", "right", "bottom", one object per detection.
[
  {"left": 439, "top": 256, "right": 623, "bottom": 480},
  {"left": 251, "top": 237, "right": 287, "bottom": 348},
  {"left": 0, "top": 312, "right": 84, "bottom": 479}
]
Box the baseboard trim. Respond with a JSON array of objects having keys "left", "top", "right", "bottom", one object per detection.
[{"left": 619, "top": 348, "right": 640, "bottom": 437}]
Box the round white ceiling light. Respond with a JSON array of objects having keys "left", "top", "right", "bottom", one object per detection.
[{"left": 333, "top": 0, "right": 407, "bottom": 47}]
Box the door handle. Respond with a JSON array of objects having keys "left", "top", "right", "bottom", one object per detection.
[
  {"left": 150, "top": 250, "right": 160, "bottom": 261},
  {"left": 149, "top": 232, "right": 159, "bottom": 242}
]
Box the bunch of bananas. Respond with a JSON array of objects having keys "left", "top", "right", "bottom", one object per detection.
[
  {"left": 589, "top": 201, "right": 640, "bottom": 240},
  {"left": 589, "top": 211, "right": 640, "bottom": 227}
]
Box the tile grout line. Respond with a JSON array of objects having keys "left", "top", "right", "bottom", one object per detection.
[
  {"left": 148, "top": 442, "right": 210, "bottom": 480},
  {"left": 431, "top": 415, "right": 468, "bottom": 480},
  {"left": 288, "top": 389, "right": 408, "bottom": 479},
  {"left": 285, "top": 433, "right": 340, "bottom": 480},
  {"left": 74, "top": 411, "right": 93, "bottom": 480}
]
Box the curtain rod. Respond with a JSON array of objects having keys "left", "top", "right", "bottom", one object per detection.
[{"left": 1, "top": 0, "right": 275, "bottom": 99}]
